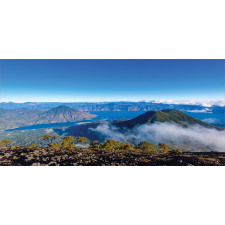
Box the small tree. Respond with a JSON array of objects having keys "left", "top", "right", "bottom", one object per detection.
[
  {"left": 89, "top": 141, "right": 99, "bottom": 149},
  {"left": 50, "top": 143, "right": 61, "bottom": 150},
  {"left": 136, "top": 141, "right": 155, "bottom": 152},
  {"left": 118, "top": 142, "right": 134, "bottom": 151},
  {"left": 99, "top": 139, "right": 122, "bottom": 150},
  {"left": 42, "top": 134, "right": 59, "bottom": 147},
  {"left": 76, "top": 137, "right": 89, "bottom": 146},
  {"left": 158, "top": 143, "right": 171, "bottom": 153},
  {"left": 0, "top": 139, "right": 12, "bottom": 147},
  {"left": 61, "top": 136, "right": 75, "bottom": 149}
]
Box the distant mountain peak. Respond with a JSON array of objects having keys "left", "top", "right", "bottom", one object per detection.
[
  {"left": 114, "top": 109, "right": 220, "bottom": 130},
  {"left": 34, "top": 105, "right": 96, "bottom": 124}
]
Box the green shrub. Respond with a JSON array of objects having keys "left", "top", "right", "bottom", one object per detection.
[
  {"left": 76, "top": 136, "right": 89, "bottom": 144},
  {"left": 89, "top": 141, "right": 99, "bottom": 149},
  {"left": 49, "top": 143, "right": 61, "bottom": 150},
  {"left": 99, "top": 140, "right": 122, "bottom": 150},
  {"left": 136, "top": 141, "right": 156, "bottom": 152},
  {"left": 158, "top": 143, "right": 171, "bottom": 153},
  {"left": 61, "top": 136, "right": 75, "bottom": 149},
  {"left": 0, "top": 139, "right": 12, "bottom": 147}
]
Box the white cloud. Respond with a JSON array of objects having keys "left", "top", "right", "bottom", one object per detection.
[
  {"left": 185, "top": 108, "right": 212, "bottom": 113},
  {"left": 202, "top": 118, "right": 219, "bottom": 124},
  {"left": 150, "top": 99, "right": 225, "bottom": 107},
  {"left": 90, "top": 122, "right": 225, "bottom": 152},
  {"left": 45, "top": 128, "right": 54, "bottom": 133}
]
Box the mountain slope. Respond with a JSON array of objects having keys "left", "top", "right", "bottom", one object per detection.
[
  {"left": 34, "top": 105, "right": 97, "bottom": 124},
  {"left": 0, "top": 108, "right": 46, "bottom": 130},
  {"left": 114, "top": 109, "right": 221, "bottom": 130}
]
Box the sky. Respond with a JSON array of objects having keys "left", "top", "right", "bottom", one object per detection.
[{"left": 0, "top": 59, "right": 224, "bottom": 103}]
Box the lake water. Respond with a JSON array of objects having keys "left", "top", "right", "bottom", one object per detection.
[{"left": 6, "top": 110, "right": 225, "bottom": 131}]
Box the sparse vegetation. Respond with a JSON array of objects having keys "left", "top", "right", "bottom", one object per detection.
[
  {"left": 61, "top": 136, "right": 75, "bottom": 149},
  {"left": 136, "top": 141, "right": 156, "bottom": 152},
  {"left": 0, "top": 139, "right": 12, "bottom": 147},
  {"left": 42, "top": 134, "right": 59, "bottom": 146},
  {"left": 99, "top": 139, "right": 122, "bottom": 150},
  {"left": 0, "top": 135, "right": 223, "bottom": 166},
  {"left": 158, "top": 143, "right": 171, "bottom": 153},
  {"left": 89, "top": 141, "right": 99, "bottom": 149},
  {"left": 75, "top": 136, "right": 89, "bottom": 146},
  {"left": 49, "top": 143, "right": 61, "bottom": 150}
]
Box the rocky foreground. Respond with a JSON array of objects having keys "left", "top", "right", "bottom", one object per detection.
[{"left": 0, "top": 147, "right": 225, "bottom": 166}]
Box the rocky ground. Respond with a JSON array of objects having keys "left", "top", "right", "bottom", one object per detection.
[{"left": 0, "top": 147, "right": 225, "bottom": 166}]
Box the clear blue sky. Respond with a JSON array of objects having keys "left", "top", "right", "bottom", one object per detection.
[{"left": 0, "top": 59, "right": 224, "bottom": 102}]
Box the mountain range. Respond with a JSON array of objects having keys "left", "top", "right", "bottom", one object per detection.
[
  {"left": 0, "top": 101, "right": 224, "bottom": 113},
  {"left": 0, "top": 105, "right": 96, "bottom": 130}
]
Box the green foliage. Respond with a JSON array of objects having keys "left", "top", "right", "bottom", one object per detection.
[
  {"left": 49, "top": 143, "right": 61, "bottom": 150},
  {"left": 136, "top": 141, "right": 156, "bottom": 152},
  {"left": 42, "top": 134, "right": 59, "bottom": 146},
  {"left": 117, "top": 142, "right": 134, "bottom": 151},
  {"left": 76, "top": 136, "right": 89, "bottom": 144},
  {"left": 99, "top": 139, "right": 122, "bottom": 150},
  {"left": 10, "top": 146, "right": 16, "bottom": 150},
  {"left": 158, "top": 143, "right": 171, "bottom": 153},
  {"left": 0, "top": 139, "right": 12, "bottom": 147},
  {"left": 89, "top": 141, "right": 99, "bottom": 149},
  {"left": 29, "top": 144, "right": 37, "bottom": 149},
  {"left": 61, "top": 136, "right": 75, "bottom": 149}
]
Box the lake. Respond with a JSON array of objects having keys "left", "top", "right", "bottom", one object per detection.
[{"left": 6, "top": 110, "right": 225, "bottom": 131}]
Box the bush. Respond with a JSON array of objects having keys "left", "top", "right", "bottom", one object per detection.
[
  {"left": 42, "top": 134, "right": 59, "bottom": 146},
  {"left": 158, "top": 143, "right": 171, "bottom": 153},
  {"left": 76, "top": 137, "right": 89, "bottom": 144},
  {"left": 49, "top": 143, "right": 61, "bottom": 150},
  {"left": 117, "top": 143, "right": 134, "bottom": 151},
  {"left": 89, "top": 141, "right": 99, "bottom": 149},
  {"left": 99, "top": 140, "right": 122, "bottom": 150},
  {"left": 0, "top": 139, "right": 12, "bottom": 147},
  {"left": 136, "top": 141, "right": 156, "bottom": 152},
  {"left": 61, "top": 136, "right": 75, "bottom": 149}
]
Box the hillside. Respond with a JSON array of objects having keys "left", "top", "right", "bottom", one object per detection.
[
  {"left": 114, "top": 109, "right": 220, "bottom": 129},
  {"left": 0, "top": 106, "right": 97, "bottom": 131},
  {"left": 34, "top": 105, "right": 97, "bottom": 124},
  {"left": 0, "top": 108, "right": 46, "bottom": 130}
]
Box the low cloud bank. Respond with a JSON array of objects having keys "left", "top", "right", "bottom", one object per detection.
[
  {"left": 90, "top": 122, "right": 225, "bottom": 152},
  {"left": 202, "top": 118, "right": 219, "bottom": 124},
  {"left": 150, "top": 99, "right": 225, "bottom": 107}
]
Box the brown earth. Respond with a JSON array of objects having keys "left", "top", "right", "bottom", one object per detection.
[{"left": 0, "top": 147, "right": 225, "bottom": 166}]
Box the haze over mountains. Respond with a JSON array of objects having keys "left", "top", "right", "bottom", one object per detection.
[
  {"left": 1, "top": 105, "right": 224, "bottom": 151},
  {"left": 1, "top": 101, "right": 224, "bottom": 131},
  {"left": 0, "top": 105, "right": 96, "bottom": 131},
  {"left": 0, "top": 101, "right": 224, "bottom": 114}
]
